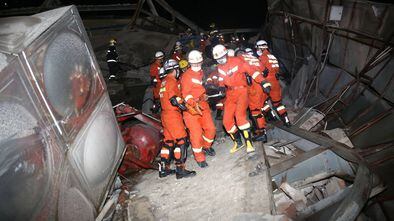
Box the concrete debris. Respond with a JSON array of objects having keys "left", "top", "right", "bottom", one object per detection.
[
  {"left": 266, "top": 144, "right": 294, "bottom": 156},
  {"left": 294, "top": 108, "right": 325, "bottom": 131},
  {"left": 322, "top": 128, "right": 354, "bottom": 148},
  {"left": 279, "top": 182, "right": 307, "bottom": 211},
  {"left": 275, "top": 195, "right": 297, "bottom": 219},
  {"left": 324, "top": 177, "right": 346, "bottom": 196}
]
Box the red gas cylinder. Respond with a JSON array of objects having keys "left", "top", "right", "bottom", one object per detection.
[{"left": 118, "top": 123, "right": 161, "bottom": 175}]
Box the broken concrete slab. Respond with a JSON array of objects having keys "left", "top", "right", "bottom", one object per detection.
[
  {"left": 322, "top": 128, "right": 354, "bottom": 148},
  {"left": 279, "top": 182, "right": 307, "bottom": 211}
]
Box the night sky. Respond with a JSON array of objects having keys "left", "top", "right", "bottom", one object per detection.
[{"left": 1, "top": 0, "right": 268, "bottom": 29}]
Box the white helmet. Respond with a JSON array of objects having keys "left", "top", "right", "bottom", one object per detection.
[
  {"left": 255, "top": 40, "right": 268, "bottom": 49},
  {"left": 245, "top": 48, "right": 253, "bottom": 55},
  {"left": 175, "top": 41, "right": 182, "bottom": 46},
  {"left": 155, "top": 51, "right": 164, "bottom": 59},
  {"left": 227, "top": 49, "right": 235, "bottom": 57},
  {"left": 212, "top": 44, "right": 227, "bottom": 59},
  {"left": 188, "top": 50, "right": 203, "bottom": 64},
  {"left": 163, "top": 59, "right": 180, "bottom": 79}
]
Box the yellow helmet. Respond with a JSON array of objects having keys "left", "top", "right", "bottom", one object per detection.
[
  {"left": 109, "top": 38, "right": 117, "bottom": 46},
  {"left": 179, "top": 59, "right": 189, "bottom": 69}
]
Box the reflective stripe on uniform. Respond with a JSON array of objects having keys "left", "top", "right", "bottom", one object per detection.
[
  {"left": 160, "top": 87, "right": 166, "bottom": 92},
  {"left": 202, "top": 135, "right": 214, "bottom": 143},
  {"left": 238, "top": 122, "right": 251, "bottom": 130},
  {"left": 277, "top": 105, "right": 285, "bottom": 111},
  {"left": 252, "top": 71, "right": 260, "bottom": 79},
  {"left": 185, "top": 95, "right": 193, "bottom": 101},
  {"left": 218, "top": 69, "right": 226, "bottom": 76},
  {"left": 161, "top": 149, "right": 170, "bottom": 154},
  {"left": 267, "top": 54, "right": 276, "bottom": 59},
  {"left": 192, "top": 147, "right": 203, "bottom": 153},
  {"left": 191, "top": 78, "right": 203, "bottom": 85},
  {"left": 228, "top": 125, "right": 237, "bottom": 134},
  {"left": 262, "top": 105, "right": 270, "bottom": 111},
  {"left": 229, "top": 66, "right": 238, "bottom": 74}
]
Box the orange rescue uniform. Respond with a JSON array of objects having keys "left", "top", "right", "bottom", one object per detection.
[
  {"left": 159, "top": 75, "right": 187, "bottom": 160},
  {"left": 217, "top": 56, "right": 264, "bottom": 134},
  {"left": 150, "top": 62, "right": 162, "bottom": 100},
  {"left": 258, "top": 50, "right": 287, "bottom": 116},
  {"left": 181, "top": 68, "right": 216, "bottom": 163}
]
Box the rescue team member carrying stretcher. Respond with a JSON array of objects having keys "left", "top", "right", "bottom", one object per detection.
[
  {"left": 212, "top": 44, "right": 267, "bottom": 154},
  {"left": 181, "top": 50, "right": 216, "bottom": 168},
  {"left": 158, "top": 59, "right": 196, "bottom": 179}
]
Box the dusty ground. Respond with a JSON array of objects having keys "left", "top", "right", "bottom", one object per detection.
[{"left": 128, "top": 137, "right": 273, "bottom": 221}]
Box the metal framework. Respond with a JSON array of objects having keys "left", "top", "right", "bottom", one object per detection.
[{"left": 0, "top": 0, "right": 204, "bottom": 33}]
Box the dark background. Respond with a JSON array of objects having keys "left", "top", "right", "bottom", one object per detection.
[{"left": 0, "top": 0, "right": 267, "bottom": 29}]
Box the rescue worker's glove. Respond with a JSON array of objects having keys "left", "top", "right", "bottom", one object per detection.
[
  {"left": 245, "top": 73, "right": 253, "bottom": 86},
  {"left": 263, "top": 67, "right": 269, "bottom": 78},
  {"left": 151, "top": 100, "right": 161, "bottom": 113},
  {"left": 151, "top": 77, "right": 158, "bottom": 86},
  {"left": 261, "top": 81, "right": 272, "bottom": 94},
  {"left": 170, "top": 96, "right": 187, "bottom": 111}
]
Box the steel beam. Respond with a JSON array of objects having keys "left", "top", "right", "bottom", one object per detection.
[
  {"left": 0, "top": 4, "right": 138, "bottom": 16},
  {"left": 154, "top": 0, "right": 203, "bottom": 32}
]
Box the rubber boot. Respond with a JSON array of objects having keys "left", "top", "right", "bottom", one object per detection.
[
  {"left": 281, "top": 113, "right": 291, "bottom": 127},
  {"left": 252, "top": 128, "right": 267, "bottom": 143},
  {"left": 229, "top": 131, "right": 244, "bottom": 153},
  {"left": 204, "top": 147, "right": 216, "bottom": 156},
  {"left": 175, "top": 164, "right": 196, "bottom": 179},
  {"left": 197, "top": 161, "right": 208, "bottom": 168},
  {"left": 242, "top": 129, "right": 255, "bottom": 153},
  {"left": 158, "top": 159, "right": 175, "bottom": 178}
]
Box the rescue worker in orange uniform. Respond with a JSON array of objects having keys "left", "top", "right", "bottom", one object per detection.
[
  {"left": 235, "top": 49, "right": 268, "bottom": 142},
  {"left": 158, "top": 59, "right": 196, "bottom": 179},
  {"left": 172, "top": 42, "right": 184, "bottom": 62},
  {"left": 212, "top": 44, "right": 266, "bottom": 154},
  {"left": 255, "top": 40, "right": 290, "bottom": 126},
  {"left": 181, "top": 50, "right": 216, "bottom": 168},
  {"left": 150, "top": 51, "right": 165, "bottom": 113}
]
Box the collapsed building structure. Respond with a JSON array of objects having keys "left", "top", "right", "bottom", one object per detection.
[{"left": 0, "top": 0, "right": 393, "bottom": 220}]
